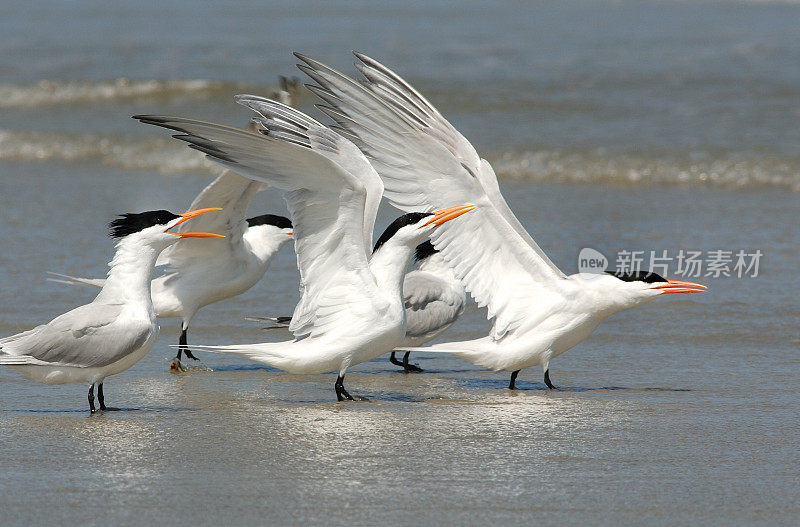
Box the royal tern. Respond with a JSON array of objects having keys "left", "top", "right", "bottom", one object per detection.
[
  {"left": 50, "top": 170, "right": 293, "bottom": 371},
  {"left": 0, "top": 208, "right": 223, "bottom": 411},
  {"left": 389, "top": 240, "right": 466, "bottom": 373},
  {"left": 293, "top": 52, "right": 707, "bottom": 389},
  {"left": 245, "top": 240, "right": 465, "bottom": 373},
  {"left": 134, "top": 98, "right": 473, "bottom": 400}
]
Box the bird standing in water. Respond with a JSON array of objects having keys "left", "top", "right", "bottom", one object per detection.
[
  {"left": 293, "top": 52, "right": 706, "bottom": 389},
  {"left": 1, "top": 208, "right": 223, "bottom": 411},
  {"left": 135, "top": 97, "right": 473, "bottom": 400},
  {"left": 49, "top": 171, "right": 293, "bottom": 371}
]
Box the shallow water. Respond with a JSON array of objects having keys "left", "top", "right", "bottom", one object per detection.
[{"left": 2, "top": 1, "right": 799, "bottom": 525}]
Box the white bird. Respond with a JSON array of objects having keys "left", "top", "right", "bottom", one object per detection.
[
  {"left": 246, "top": 240, "right": 466, "bottom": 374},
  {"left": 134, "top": 97, "right": 473, "bottom": 400},
  {"left": 49, "top": 170, "right": 293, "bottom": 371},
  {"left": 390, "top": 240, "right": 466, "bottom": 373},
  {"left": 0, "top": 208, "right": 223, "bottom": 412},
  {"left": 291, "top": 52, "right": 707, "bottom": 389}
]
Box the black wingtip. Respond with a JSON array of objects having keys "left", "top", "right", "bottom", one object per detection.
[
  {"left": 183, "top": 140, "right": 237, "bottom": 164},
  {"left": 132, "top": 114, "right": 170, "bottom": 124},
  {"left": 293, "top": 52, "right": 316, "bottom": 67},
  {"left": 132, "top": 115, "right": 156, "bottom": 123},
  {"left": 134, "top": 115, "right": 188, "bottom": 135},
  {"left": 296, "top": 64, "right": 317, "bottom": 78}
]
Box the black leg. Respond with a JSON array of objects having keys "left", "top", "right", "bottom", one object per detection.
[
  {"left": 509, "top": 370, "right": 520, "bottom": 390},
  {"left": 335, "top": 374, "right": 354, "bottom": 401},
  {"left": 88, "top": 383, "right": 96, "bottom": 413},
  {"left": 334, "top": 374, "right": 368, "bottom": 401},
  {"left": 544, "top": 369, "right": 555, "bottom": 389},
  {"left": 389, "top": 351, "right": 404, "bottom": 368},
  {"left": 97, "top": 382, "right": 106, "bottom": 411},
  {"left": 178, "top": 328, "right": 198, "bottom": 361},
  {"left": 402, "top": 351, "right": 424, "bottom": 373},
  {"left": 175, "top": 327, "right": 184, "bottom": 361}
]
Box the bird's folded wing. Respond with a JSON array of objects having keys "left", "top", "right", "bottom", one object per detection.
[
  {"left": 134, "top": 110, "right": 387, "bottom": 339},
  {"left": 156, "top": 170, "right": 264, "bottom": 267},
  {"left": 0, "top": 303, "right": 152, "bottom": 368},
  {"left": 403, "top": 272, "right": 465, "bottom": 340},
  {"left": 295, "top": 52, "right": 567, "bottom": 339}
]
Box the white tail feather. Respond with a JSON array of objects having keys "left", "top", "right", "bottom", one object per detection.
[
  {"left": 172, "top": 342, "right": 340, "bottom": 375},
  {"left": 46, "top": 272, "right": 105, "bottom": 289}
]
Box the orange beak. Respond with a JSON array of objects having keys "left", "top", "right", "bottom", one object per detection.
[
  {"left": 420, "top": 205, "right": 475, "bottom": 228},
  {"left": 167, "top": 207, "right": 226, "bottom": 238},
  {"left": 286, "top": 231, "right": 293, "bottom": 237},
  {"left": 654, "top": 279, "right": 707, "bottom": 295}
]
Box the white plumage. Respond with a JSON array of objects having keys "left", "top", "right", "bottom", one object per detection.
[
  {"left": 49, "top": 170, "right": 293, "bottom": 370},
  {"left": 388, "top": 241, "right": 466, "bottom": 372},
  {"left": 245, "top": 241, "right": 466, "bottom": 372},
  {"left": 134, "top": 97, "right": 473, "bottom": 400},
  {"left": 293, "top": 52, "right": 706, "bottom": 389},
  {"left": 1, "top": 208, "right": 223, "bottom": 411}
]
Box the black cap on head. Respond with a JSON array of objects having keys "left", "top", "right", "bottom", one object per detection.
[
  {"left": 246, "top": 214, "right": 292, "bottom": 229},
  {"left": 414, "top": 240, "right": 439, "bottom": 262},
  {"left": 606, "top": 270, "right": 668, "bottom": 283},
  {"left": 108, "top": 210, "right": 180, "bottom": 239},
  {"left": 373, "top": 212, "right": 433, "bottom": 253}
]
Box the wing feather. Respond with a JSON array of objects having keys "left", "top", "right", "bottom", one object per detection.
[
  {"left": 157, "top": 170, "right": 264, "bottom": 267},
  {"left": 294, "top": 53, "right": 567, "bottom": 338},
  {"left": 134, "top": 110, "right": 387, "bottom": 339},
  {"left": 402, "top": 271, "right": 465, "bottom": 343},
  {"left": 0, "top": 303, "right": 151, "bottom": 368}
]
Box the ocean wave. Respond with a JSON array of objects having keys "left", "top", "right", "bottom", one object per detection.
[
  {"left": 1, "top": 128, "right": 798, "bottom": 190},
  {"left": 492, "top": 150, "right": 800, "bottom": 191},
  {"left": 0, "top": 129, "right": 215, "bottom": 174},
  {"left": 0, "top": 78, "right": 234, "bottom": 108}
]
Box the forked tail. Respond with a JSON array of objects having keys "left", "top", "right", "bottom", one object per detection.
[
  {"left": 396, "top": 336, "right": 510, "bottom": 371},
  {"left": 184, "top": 341, "right": 336, "bottom": 375},
  {"left": 46, "top": 272, "right": 105, "bottom": 289}
]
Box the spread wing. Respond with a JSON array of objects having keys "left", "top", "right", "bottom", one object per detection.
[
  {"left": 0, "top": 303, "right": 152, "bottom": 368},
  {"left": 402, "top": 270, "right": 465, "bottom": 343},
  {"left": 295, "top": 52, "right": 567, "bottom": 339},
  {"left": 134, "top": 106, "right": 387, "bottom": 339},
  {"left": 156, "top": 170, "right": 265, "bottom": 268}
]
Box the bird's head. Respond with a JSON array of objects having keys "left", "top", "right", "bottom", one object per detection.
[
  {"left": 244, "top": 214, "right": 294, "bottom": 258},
  {"left": 108, "top": 208, "right": 225, "bottom": 247},
  {"left": 373, "top": 206, "right": 474, "bottom": 255},
  {"left": 578, "top": 270, "right": 706, "bottom": 313}
]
